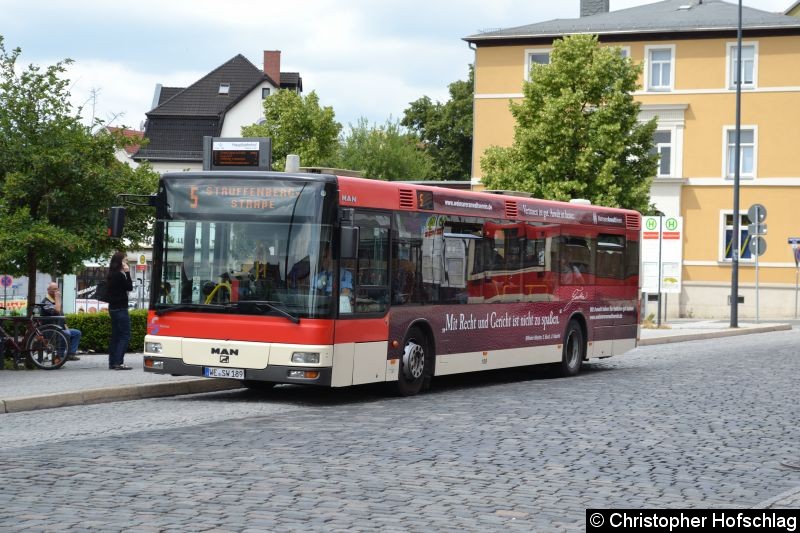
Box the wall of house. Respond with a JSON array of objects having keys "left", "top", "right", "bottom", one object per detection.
[
  {"left": 473, "top": 36, "right": 800, "bottom": 179},
  {"left": 220, "top": 82, "right": 275, "bottom": 137},
  {"left": 149, "top": 161, "right": 202, "bottom": 174},
  {"left": 472, "top": 33, "right": 800, "bottom": 318}
]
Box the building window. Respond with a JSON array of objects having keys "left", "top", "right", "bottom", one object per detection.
[
  {"left": 727, "top": 42, "right": 757, "bottom": 89},
  {"left": 650, "top": 130, "right": 672, "bottom": 177},
  {"left": 646, "top": 45, "right": 675, "bottom": 91},
  {"left": 218, "top": 83, "right": 230, "bottom": 95},
  {"left": 722, "top": 211, "right": 753, "bottom": 262},
  {"left": 262, "top": 87, "right": 271, "bottom": 99},
  {"left": 725, "top": 127, "right": 756, "bottom": 179},
  {"left": 524, "top": 48, "right": 551, "bottom": 81}
]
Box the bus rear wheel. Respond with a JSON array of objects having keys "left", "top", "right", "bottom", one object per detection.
[
  {"left": 557, "top": 320, "right": 584, "bottom": 377},
  {"left": 396, "top": 327, "right": 429, "bottom": 396}
]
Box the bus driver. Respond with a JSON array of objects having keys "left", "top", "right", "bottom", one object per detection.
[{"left": 312, "top": 248, "right": 353, "bottom": 297}]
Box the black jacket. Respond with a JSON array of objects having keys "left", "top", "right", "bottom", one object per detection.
[{"left": 107, "top": 271, "right": 133, "bottom": 310}]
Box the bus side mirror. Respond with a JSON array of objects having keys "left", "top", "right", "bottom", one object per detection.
[
  {"left": 107, "top": 207, "right": 126, "bottom": 238},
  {"left": 340, "top": 226, "right": 359, "bottom": 259}
]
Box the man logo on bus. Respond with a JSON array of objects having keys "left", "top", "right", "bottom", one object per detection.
[
  {"left": 211, "top": 347, "right": 238, "bottom": 356},
  {"left": 190, "top": 186, "right": 199, "bottom": 209}
]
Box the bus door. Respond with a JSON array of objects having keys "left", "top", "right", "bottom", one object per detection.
[{"left": 595, "top": 232, "right": 636, "bottom": 355}]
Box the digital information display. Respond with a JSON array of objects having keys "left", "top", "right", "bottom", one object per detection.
[
  {"left": 212, "top": 143, "right": 260, "bottom": 167},
  {"left": 203, "top": 137, "right": 272, "bottom": 171}
]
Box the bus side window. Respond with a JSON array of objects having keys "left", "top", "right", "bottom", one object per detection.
[
  {"left": 559, "top": 235, "right": 593, "bottom": 285},
  {"left": 596, "top": 234, "right": 625, "bottom": 285},
  {"left": 392, "top": 241, "right": 418, "bottom": 305}
]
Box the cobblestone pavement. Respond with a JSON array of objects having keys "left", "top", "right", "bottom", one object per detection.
[{"left": 0, "top": 330, "right": 798, "bottom": 531}]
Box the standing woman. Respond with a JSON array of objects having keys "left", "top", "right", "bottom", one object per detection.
[{"left": 107, "top": 251, "right": 134, "bottom": 370}]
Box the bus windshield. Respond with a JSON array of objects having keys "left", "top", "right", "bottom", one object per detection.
[{"left": 155, "top": 176, "right": 339, "bottom": 319}]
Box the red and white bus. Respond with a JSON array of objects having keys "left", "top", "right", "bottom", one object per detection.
[{"left": 139, "top": 171, "right": 640, "bottom": 395}]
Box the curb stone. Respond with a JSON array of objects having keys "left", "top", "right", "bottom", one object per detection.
[
  {"left": 638, "top": 324, "right": 791, "bottom": 346},
  {"left": 0, "top": 378, "right": 242, "bottom": 414}
]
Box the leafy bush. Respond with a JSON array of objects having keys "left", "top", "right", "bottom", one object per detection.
[{"left": 64, "top": 309, "right": 148, "bottom": 352}]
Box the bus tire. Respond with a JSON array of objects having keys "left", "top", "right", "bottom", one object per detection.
[
  {"left": 557, "top": 320, "right": 584, "bottom": 377},
  {"left": 396, "top": 327, "right": 429, "bottom": 396}
]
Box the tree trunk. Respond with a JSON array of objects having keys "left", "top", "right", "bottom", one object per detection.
[{"left": 26, "top": 249, "right": 38, "bottom": 317}]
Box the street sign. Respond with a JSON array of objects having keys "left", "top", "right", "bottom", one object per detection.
[
  {"left": 0, "top": 275, "right": 12, "bottom": 288},
  {"left": 747, "top": 223, "right": 767, "bottom": 236},
  {"left": 750, "top": 235, "right": 767, "bottom": 256},
  {"left": 747, "top": 203, "right": 767, "bottom": 223},
  {"left": 138, "top": 254, "right": 147, "bottom": 265}
]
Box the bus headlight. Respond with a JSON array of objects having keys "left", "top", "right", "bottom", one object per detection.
[
  {"left": 145, "top": 342, "right": 163, "bottom": 354},
  {"left": 291, "top": 352, "right": 320, "bottom": 364}
]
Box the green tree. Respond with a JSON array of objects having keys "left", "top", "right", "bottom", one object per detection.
[
  {"left": 0, "top": 36, "right": 158, "bottom": 312},
  {"left": 242, "top": 90, "right": 341, "bottom": 170},
  {"left": 339, "top": 117, "right": 433, "bottom": 181},
  {"left": 481, "top": 34, "right": 657, "bottom": 211},
  {"left": 402, "top": 65, "right": 473, "bottom": 181}
]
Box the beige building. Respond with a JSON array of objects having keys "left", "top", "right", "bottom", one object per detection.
[{"left": 465, "top": 0, "right": 800, "bottom": 319}]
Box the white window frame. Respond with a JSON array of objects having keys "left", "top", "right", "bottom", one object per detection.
[
  {"left": 722, "top": 125, "right": 757, "bottom": 180},
  {"left": 726, "top": 41, "right": 758, "bottom": 90},
  {"left": 218, "top": 83, "right": 230, "bottom": 95},
  {"left": 652, "top": 130, "right": 673, "bottom": 177},
  {"left": 719, "top": 210, "right": 754, "bottom": 263},
  {"left": 523, "top": 48, "right": 552, "bottom": 81},
  {"left": 645, "top": 44, "right": 676, "bottom": 92},
  {"left": 638, "top": 104, "right": 687, "bottom": 180}
]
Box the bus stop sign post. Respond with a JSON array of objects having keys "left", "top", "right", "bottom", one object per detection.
[
  {"left": 790, "top": 238, "right": 800, "bottom": 319},
  {"left": 747, "top": 204, "right": 767, "bottom": 323}
]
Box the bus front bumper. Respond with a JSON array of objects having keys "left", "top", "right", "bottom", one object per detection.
[{"left": 143, "top": 357, "right": 333, "bottom": 387}]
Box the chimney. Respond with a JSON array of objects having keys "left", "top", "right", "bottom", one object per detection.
[
  {"left": 263, "top": 50, "right": 281, "bottom": 87},
  {"left": 150, "top": 83, "right": 162, "bottom": 111},
  {"left": 580, "top": 0, "right": 609, "bottom": 17}
]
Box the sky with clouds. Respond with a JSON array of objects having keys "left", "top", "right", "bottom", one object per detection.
[{"left": 2, "top": 0, "right": 792, "bottom": 132}]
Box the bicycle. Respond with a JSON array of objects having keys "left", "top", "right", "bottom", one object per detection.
[{"left": 0, "top": 305, "right": 70, "bottom": 370}]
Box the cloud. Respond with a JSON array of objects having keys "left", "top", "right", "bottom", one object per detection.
[{"left": 5, "top": 0, "right": 792, "bottom": 132}]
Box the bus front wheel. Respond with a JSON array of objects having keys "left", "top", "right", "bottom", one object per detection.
[
  {"left": 558, "top": 320, "right": 584, "bottom": 377},
  {"left": 397, "top": 327, "right": 429, "bottom": 396}
]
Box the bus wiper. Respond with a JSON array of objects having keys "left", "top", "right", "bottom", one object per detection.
[
  {"left": 155, "top": 303, "right": 226, "bottom": 316},
  {"left": 225, "top": 300, "right": 300, "bottom": 324}
]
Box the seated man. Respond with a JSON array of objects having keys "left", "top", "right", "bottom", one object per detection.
[
  {"left": 312, "top": 249, "right": 353, "bottom": 297},
  {"left": 41, "top": 282, "right": 82, "bottom": 360}
]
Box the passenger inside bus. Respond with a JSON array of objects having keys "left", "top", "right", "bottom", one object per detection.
[{"left": 559, "top": 256, "right": 585, "bottom": 285}]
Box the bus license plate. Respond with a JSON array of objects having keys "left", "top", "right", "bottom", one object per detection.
[{"left": 204, "top": 367, "right": 244, "bottom": 379}]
